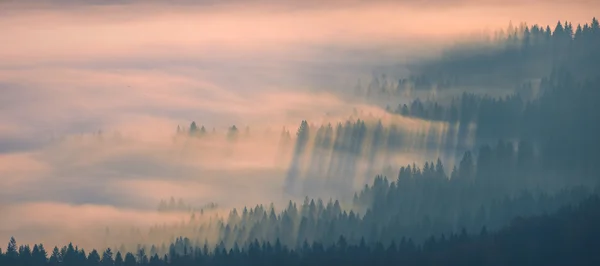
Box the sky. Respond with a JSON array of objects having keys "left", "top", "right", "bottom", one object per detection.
[{"left": 0, "top": 0, "right": 598, "bottom": 249}]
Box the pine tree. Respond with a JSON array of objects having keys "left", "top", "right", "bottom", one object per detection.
[
  {"left": 124, "top": 252, "right": 136, "bottom": 266},
  {"left": 88, "top": 250, "right": 101, "bottom": 266},
  {"left": 189, "top": 121, "right": 198, "bottom": 135},
  {"left": 101, "top": 248, "right": 114, "bottom": 266},
  {"left": 49, "top": 247, "right": 61, "bottom": 266},
  {"left": 435, "top": 158, "right": 446, "bottom": 178},
  {"left": 114, "top": 252, "right": 124, "bottom": 266},
  {"left": 33, "top": 244, "right": 48, "bottom": 266}
]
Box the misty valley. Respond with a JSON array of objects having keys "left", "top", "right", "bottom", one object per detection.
[{"left": 1, "top": 2, "right": 600, "bottom": 266}]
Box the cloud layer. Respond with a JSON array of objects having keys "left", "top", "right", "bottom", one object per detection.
[{"left": 1, "top": 0, "right": 597, "bottom": 250}]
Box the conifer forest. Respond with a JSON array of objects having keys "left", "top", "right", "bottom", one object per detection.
[{"left": 1, "top": 1, "right": 599, "bottom": 266}]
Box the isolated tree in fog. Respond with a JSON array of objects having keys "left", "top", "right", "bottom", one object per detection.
[
  {"left": 189, "top": 121, "right": 198, "bottom": 135},
  {"left": 228, "top": 125, "right": 239, "bottom": 141}
]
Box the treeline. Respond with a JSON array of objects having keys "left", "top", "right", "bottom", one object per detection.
[
  {"left": 411, "top": 18, "right": 600, "bottom": 89},
  {"left": 355, "top": 18, "right": 600, "bottom": 98},
  {"left": 176, "top": 122, "right": 251, "bottom": 141},
  {"left": 3, "top": 195, "right": 599, "bottom": 266},
  {"left": 287, "top": 67, "right": 600, "bottom": 196},
  {"left": 6, "top": 18, "right": 599, "bottom": 266},
  {"left": 112, "top": 140, "right": 597, "bottom": 252},
  {"left": 388, "top": 68, "right": 600, "bottom": 180},
  {"left": 157, "top": 198, "right": 218, "bottom": 213},
  {"left": 290, "top": 63, "right": 600, "bottom": 200},
  {"left": 147, "top": 19, "right": 600, "bottom": 261},
  {"left": 283, "top": 117, "right": 471, "bottom": 199}
]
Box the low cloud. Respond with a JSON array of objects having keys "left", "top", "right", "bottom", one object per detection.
[{"left": 1, "top": 0, "right": 596, "bottom": 251}]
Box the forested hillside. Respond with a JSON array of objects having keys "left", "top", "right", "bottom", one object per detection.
[
  {"left": 3, "top": 195, "right": 599, "bottom": 266},
  {"left": 3, "top": 15, "right": 600, "bottom": 266}
]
